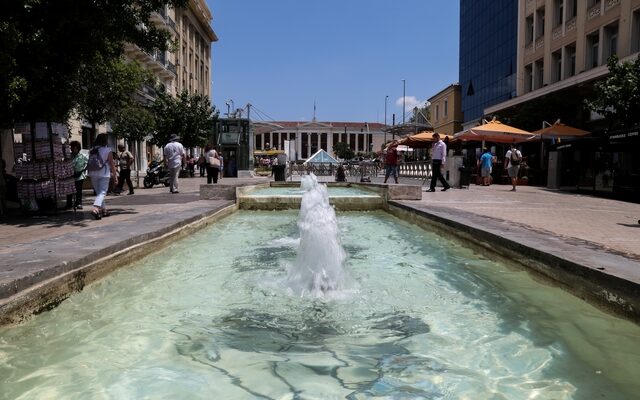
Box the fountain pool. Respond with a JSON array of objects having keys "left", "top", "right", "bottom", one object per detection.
[{"left": 1, "top": 209, "right": 639, "bottom": 399}]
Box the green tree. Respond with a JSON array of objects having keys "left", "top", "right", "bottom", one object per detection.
[
  {"left": 0, "top": 0, "right": 186, "bottom": 126},
  {"left": 586, "top": 55, "right": 640, "bottom": 129},
  {"left": 151, "top": 89, "right": 217, "bottom": 150},
  {"left": 75, "top": 55, "right": 150, "bottom": 142},
  {"left": 332, "top": 142, "right": 354, "bottom": 160},
  {"left": 111, "top": 104, "right": 156, "bottom": 143},
  {"left": 174, "top": 91, "right": 218, "bottom": 150}
]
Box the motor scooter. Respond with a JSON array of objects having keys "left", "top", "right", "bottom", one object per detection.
[{"left": 143, "top": 160, "right": 170, "bottom": 188}]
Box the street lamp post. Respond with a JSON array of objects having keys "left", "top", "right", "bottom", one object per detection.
[
  {"left": 384, "top": 95, "right": 388, "bottom": 145},
  {"left": 402, "top": 79, "right": 406, "bottom": 125}
]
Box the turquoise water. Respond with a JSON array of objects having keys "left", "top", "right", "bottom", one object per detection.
[
  {"left": 1, "top": 211, "right": 639, "bottom": 399},
  {"left": 246, "top": 185, "right": 377, "bottom": 197}
]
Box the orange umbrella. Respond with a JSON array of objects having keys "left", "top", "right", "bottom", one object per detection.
[
  {"left": 398, "top": 131, "right": 456, "bottom": 148},
  {"left": 532, "top": 120, "right": 590, "bottom": 140},
  {"left": 454, "top": 118, "right": 534, "bottom": 143}
]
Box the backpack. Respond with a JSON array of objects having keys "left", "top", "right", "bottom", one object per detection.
[
  {"left": 87, "top": 148, "right": 106, "bottom": 171},
  {"left": 510, "top": 149, "right": 522, "bottom": 166}
]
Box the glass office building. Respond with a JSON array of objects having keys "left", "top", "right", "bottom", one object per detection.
[{"left": 459, "top": 0, "right": 517, "bottom": 124}]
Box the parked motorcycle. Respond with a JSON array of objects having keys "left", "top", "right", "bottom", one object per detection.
[{"left": 143, "top": 160, "right": 170, "bottom": 188}]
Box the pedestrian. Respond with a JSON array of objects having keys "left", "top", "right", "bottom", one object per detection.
[
  {"left": 87, "top": 133, "right": 118, "bottom": 220},
  {"left": 205, "top": 144, "right": 221, "bottom": 184},
  {"left": 115, "top": 144, "right": 134, "bottom": 195},
  {"left": 426, "top": 132, "right": 451, "bottom": 192},
  {"left": 478, "top": 147, "right": 493, "bottom": 186},
  {"left": 383, "top": 141, "right": 399, "bottom": 184},
  {"left": 505, "top": 144, "right": 523, "bottom": 191},
  {"left": 164, "top": 134, "right": 186, "bottom": 193},
  {"left": 197, "top": 153, "right": 206, "bottom": 177},
  {"left": 65, "top": 141, "right": 88, "bottom": 209},
  {"left": 335, "top": 163, "right": 346, "bottom": 182}
]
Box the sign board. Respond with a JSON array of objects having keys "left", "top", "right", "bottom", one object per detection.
[{"left": 219, "top": 132, "right": 240, "bottom": 145}]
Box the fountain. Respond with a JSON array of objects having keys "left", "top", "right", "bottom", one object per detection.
[
  {"left": 285, "top": 174, "right": 353, "bottom": 297},
  {"left": 1, "top": 183, "right": 640, "bottom": 398}
]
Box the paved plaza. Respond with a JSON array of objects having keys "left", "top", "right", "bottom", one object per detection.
[{"left": 1, "top": 174, "right": 639, "bottom": 324}]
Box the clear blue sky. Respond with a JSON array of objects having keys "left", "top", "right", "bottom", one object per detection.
[{"left": 206, "top": 1, "right": 460, "bottom": 123}]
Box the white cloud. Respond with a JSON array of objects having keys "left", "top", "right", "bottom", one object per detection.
[{"left": 395, "top": 96, "right": 428, "bottom": 111}]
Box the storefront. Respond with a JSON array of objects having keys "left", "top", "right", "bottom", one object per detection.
[{"left": 548, "top": 128, "right": 640, "bottom": 202}]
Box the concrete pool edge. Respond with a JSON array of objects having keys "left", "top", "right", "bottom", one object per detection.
[
  {"left": 0, "top": 204, "right": 237, "bottom": 326},
  {"left": 388, "top": 201, "right": 640, "bottom": 324}
]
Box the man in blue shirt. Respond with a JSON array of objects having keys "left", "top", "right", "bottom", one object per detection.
[
  {"left": 478, "top": 148, "right": 494, "bottom": 186},
  {"left": 426, "top": 133, "right": 451, "bottom": 192}
]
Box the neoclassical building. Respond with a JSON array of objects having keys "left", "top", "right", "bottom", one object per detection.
[{"left": 252, "top": 121, "right": 387, "bottom": 160}]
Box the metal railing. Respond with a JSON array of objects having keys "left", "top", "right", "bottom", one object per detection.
[{"left": 285, "top": 161, "right": 432, "bottom": 181}]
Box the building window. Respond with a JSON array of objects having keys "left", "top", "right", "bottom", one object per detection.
[
  {"left": 552, "top": 50, "right": 562, "bottom": 82},
  {"left": 567, "top": 0, "right": 577, "bottom": 18},
  {"left": 272, "top": 132, "right": 279, "bottom": 149},
  {"left": 534, "top": 59, "right": 544, "bottom": 89},
  {"left": 587, "top": 0, "right": 599, "bottom": 8},
  {"left": 633, "top": 9, "right": 640, "bottom": 54},
  {"left": 349, "top": 134, "right": 356, "bottom": 151},
  {"left": 301, "top": 133, "right": 308, "bottom": 159},
  {"left": 444, "top": 99, "right": 449, "bottom": 117},
  {"left": 554, "top": 0, "right": 564, "bottom": 27},
  {"left": 604, "top": 23, "right": 618, "bottom": 62},
  {"left": 586, "top": 31, "right": 600, "bottom": 69},
  {"left": 526, "top": 14, "right": 534, "bottom": 44},
  {"left": 435, "top": 104, "right": 439, "bottom": 120},
  {"left": 564, "top": 43, "right": 576, "bottom": 77},
  {"left": 255, "top": 134, "right": 262, "bottom": 150},
  {"left": 321, "top": 133, "right": 327, "bottom": 151},
  {"left": 524, "top": 64, "right": 533, "bottom": 93},
  {"left": 536, "top": 7, "right": 545, "bottom": 39},
  {"left": 357, "top": 134, "right": 364, "bottom": 152},
  {"left": 333, "top": 133, "right": 339, "bottom": 147}
]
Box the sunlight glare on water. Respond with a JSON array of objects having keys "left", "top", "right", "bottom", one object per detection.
[{"left": 0, "top": 210, "right": 639, "bottom": 399}]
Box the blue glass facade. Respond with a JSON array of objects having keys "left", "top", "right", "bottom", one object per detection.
[{"left": 459, "top": 0, "right": 517, "bottom": 123}]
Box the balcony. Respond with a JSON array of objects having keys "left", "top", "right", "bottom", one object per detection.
[{"left": 123, "top": 44, "right": 176, "bottom": 80}]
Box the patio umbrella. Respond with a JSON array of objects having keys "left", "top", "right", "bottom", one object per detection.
[
  {"left": 398, "top": 131, "right": 456, "bottom": 148},
  {"left": 454, "top": 118, "right": 534, "bottom": 143},
  {"left": 532, "top": 120, "right": 590, "bottom": 140}
]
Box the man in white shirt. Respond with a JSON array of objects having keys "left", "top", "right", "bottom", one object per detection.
[
  {"left": 426, "top": 132, "right": 451, "bottom": 192},
  {"left": 164, "top": 134, "right": 186, "bottom": 193},
  {"left": 504, "top": 144, "right": 523, "bottom": 192}
]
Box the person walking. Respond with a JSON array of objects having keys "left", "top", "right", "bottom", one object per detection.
[
  {"left": 505, "top": 144, "right": 523, "bottom": 191},
  {"left": 383, "top": 141, "right": 399, "bottom": 184},
  {"left": 115, "top": 144, "right": 134, "bottom": 195},
  {"left": 164, "top": 134, "right": 186, "bottom": 193},
  {"left": 87, "top": 134, "right": 117, "bottom": 220},
  {"left": 197, "top": 153, "right": 206, "bottom": 177},
  {"left": 65, "top": 141, "right": 88, "bottom": 209},
  {"left": 478, "top": 147, "right": 493, "bottom": 186},
  {"left": 205, "top": 144, "right": 221, "bottom": 184},
  {"left": 426, "top": 132, "right": 451, "bottom": 192}
]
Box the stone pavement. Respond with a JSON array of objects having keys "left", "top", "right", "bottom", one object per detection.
[{"left": 1, "top": 172, "right": 639, "bottom": 324}]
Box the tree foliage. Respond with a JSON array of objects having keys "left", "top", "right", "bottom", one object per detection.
[
  {"left": 0, "top": 0, "right": 186, "bottom": 126},
  {"left": 111, "top": 104, "right": 156, "bottom": 143},
  {"left": 75, "top": 55, "right": 151, "bottom": 136},
  {"left": 151, "top": 89, "right": 218, "bottom": 149},
  {"left": 586, "top": 55, "right": 640, "bottom": 129},
  {"left": 332, "top": 142, "right": 355, "bottom": 160}
]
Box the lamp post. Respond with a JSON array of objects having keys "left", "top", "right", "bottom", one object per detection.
[
  {"left": 384, "top": 95, "right": 388, "bottom": 145},
  {"left": 402, "top": 79, "right": 406, "bottom": 125}
]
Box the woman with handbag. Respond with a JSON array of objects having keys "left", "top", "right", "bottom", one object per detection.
[
  {"left": 205, "top": 144, "right": 221, "bottom": 184},
  {"left": 87, "top": 134, "right": 118, "bottom": 220}
]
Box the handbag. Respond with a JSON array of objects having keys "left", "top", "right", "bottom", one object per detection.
[{"left": 208, "top": 156, "right": 221, "bottom": 168}]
